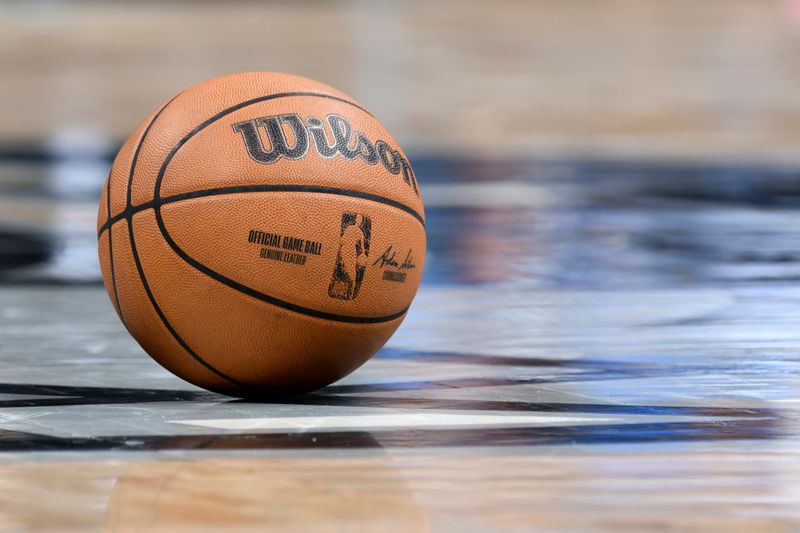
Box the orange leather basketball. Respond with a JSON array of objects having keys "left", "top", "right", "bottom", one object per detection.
[{"left": 96, "top": 72, "right": 425, "bottom": 397}]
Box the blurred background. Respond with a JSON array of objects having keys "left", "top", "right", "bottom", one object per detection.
[{"left": 2, "top": 0, "right": 800, "bottom": 287}]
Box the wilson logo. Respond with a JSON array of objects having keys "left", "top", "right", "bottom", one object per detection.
[{"left": 232, "top": 114, "right": 419, "bottom": 195}]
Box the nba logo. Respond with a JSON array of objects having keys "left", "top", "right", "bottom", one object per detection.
[{"left": 328, "top": 212, "right": 372, "bottom": 300}]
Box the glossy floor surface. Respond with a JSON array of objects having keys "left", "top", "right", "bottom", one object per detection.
[{"left": 2, "top": 155, "right": 800, "bottom": 531}]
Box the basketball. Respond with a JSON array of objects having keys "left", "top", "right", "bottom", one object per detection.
[{"left": 96, "top": 72, "right": 425, "bottom": 397}]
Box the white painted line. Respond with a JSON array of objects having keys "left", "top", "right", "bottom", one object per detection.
[{"left": 172, "top": 413, "right": 617, "bottom": 432}]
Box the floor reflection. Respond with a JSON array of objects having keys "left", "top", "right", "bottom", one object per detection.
[{"left": 3, "top": 153, "right": 800, "bottom": 287}]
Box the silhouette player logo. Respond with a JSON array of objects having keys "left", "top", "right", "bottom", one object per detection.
[{"left": 328, "top": 212, "right": 372, "bottom": 300}]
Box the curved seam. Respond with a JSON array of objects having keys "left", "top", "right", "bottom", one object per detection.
[
  {"left": 153, "top": 212, "right": 409, "bottom": 323},
  {"left": 97, "top": 184, "right": 425, "bottom": 239},
  {"left": 104, "top": 171, "right": 125, "bottom": 325},
  {"left": 124, "top": 97, "right": 252, "bottom": 389}
]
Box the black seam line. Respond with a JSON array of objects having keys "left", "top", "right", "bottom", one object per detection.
[
  {"left": 97, "top": 184, "right": 424, "bottom": 239},
  {"left": 105, "top": 97, "right": 180, "bottom": 334},
  {"left": 124, "top": 94, "right": 182, "bottom": 211},
  {"left": 124, "top": 98, "right": 252, "bottom": 390},
  {"left": 168, "top": 185, "right": 424, "bottom": 225},
  {"left": 144, "top": 92, "right": 414, "bottom": 324},
  {"left": 104, "top": 171, "right": 125, "bottom": 325}
]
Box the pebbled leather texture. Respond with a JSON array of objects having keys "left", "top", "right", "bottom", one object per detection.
[{"left": 96, "top": 72, "right": 426, "bottom": 397}]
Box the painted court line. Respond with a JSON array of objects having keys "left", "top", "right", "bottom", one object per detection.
[{"left": 172, "top": 413, "right": 619, "bottom": 431}]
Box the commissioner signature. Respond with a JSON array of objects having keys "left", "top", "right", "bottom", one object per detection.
[{"left": 373, "top": 245, "right": 416, "bottom": 270}]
